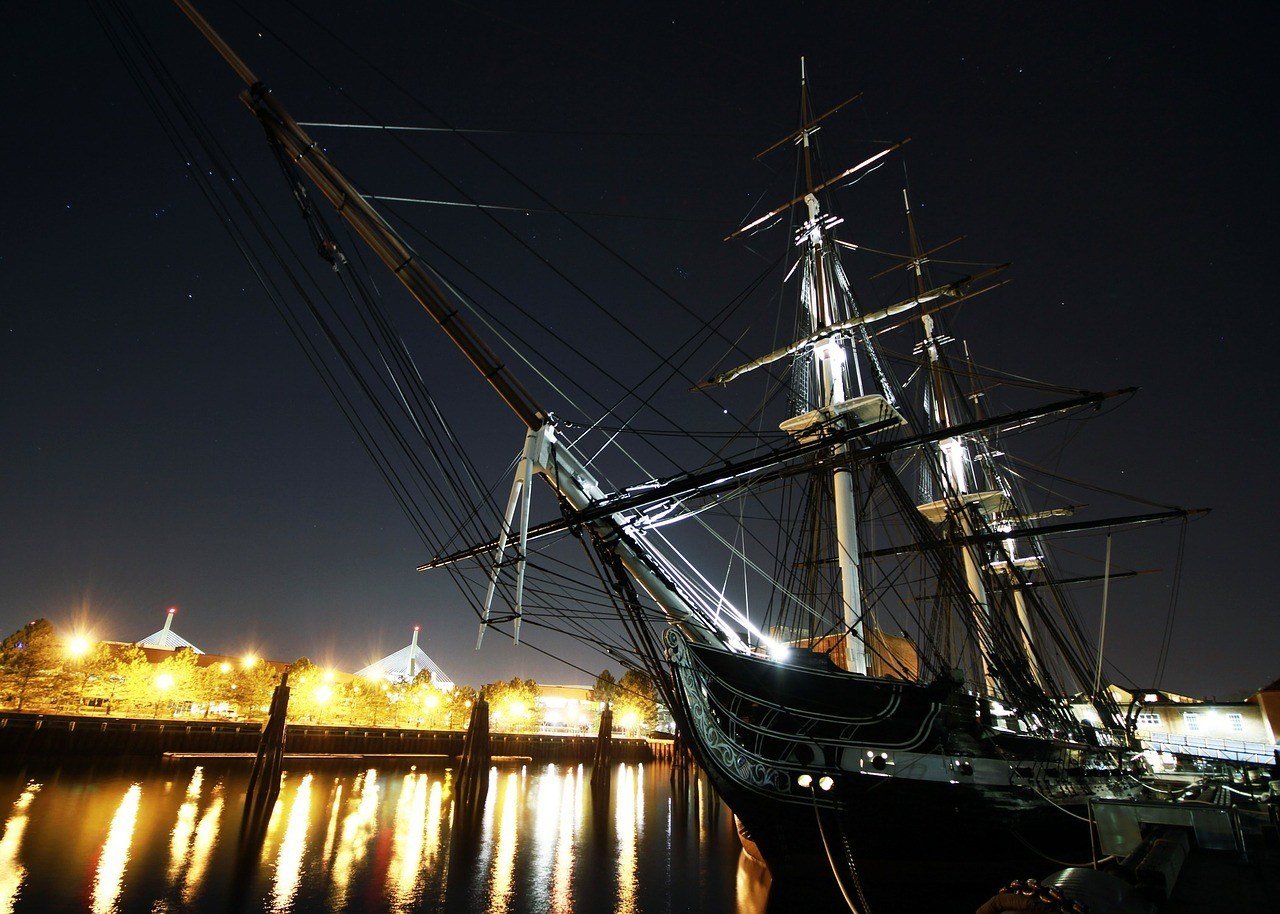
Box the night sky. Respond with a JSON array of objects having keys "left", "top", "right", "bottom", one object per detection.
[{"left": 2, "top": 2, "right": 1274, "bottom": 696}]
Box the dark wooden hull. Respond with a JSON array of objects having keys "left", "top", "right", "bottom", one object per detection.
[{"left": 664, "top": 631, "right": 1134, "bottom": 909}]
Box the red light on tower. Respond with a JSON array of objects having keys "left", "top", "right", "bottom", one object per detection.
[{"left": 168, "top": 607, "right": 177, "bottom": 614}]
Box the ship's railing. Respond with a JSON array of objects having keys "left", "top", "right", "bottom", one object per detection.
[{"left": 1135, "top": 729, "right": 1276, "bottom": 765}]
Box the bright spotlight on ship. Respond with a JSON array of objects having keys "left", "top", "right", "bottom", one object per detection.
[{"left": 764, "top": 638, "right": 791, "bottom": 662}]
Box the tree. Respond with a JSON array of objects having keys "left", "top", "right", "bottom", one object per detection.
[
  {"left": 615, "top": 669, "right": 658, "bottom": 734},
  {"left": 193, "top": 658, "right": 245, "bottom": 719},
  {"left": 234, "top": 662, "right": 280, "bottom": 720},
  {"left": 445, "top": 684, "right": 477, "bottom": 730},
  {"left": 588, "top": 669, "right": 620, "bottom": 706},
  {"left": 152, "top": 648, "right": 200, "bottom": 717},
  {"left": 482, "top": 677, "right": 542, "bottom": 732},
  {"left": 285, "top": 658, "right": 326, "bottom": 723},
  {"left": 0, "top": 620, "right": 63, "bottom": 711},
  {"left": 404, "top": 672, "right": 452, "bottom": 729},
  {"left": 345, "top": 678, "right": 395, "bottom": 726},
  {"left": 79, "top": 642, "right": 132, "bottom": 713},
  {"left": 112, "top": 646, "right": 161, "bottom": 717}
]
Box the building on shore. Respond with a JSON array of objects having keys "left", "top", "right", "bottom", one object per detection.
[
  {"left": 535, "top": 684, "right": 599, "bottom": 733},
  {"left": 1072, "top": 682, "right": 1279, "bottom": 768}
]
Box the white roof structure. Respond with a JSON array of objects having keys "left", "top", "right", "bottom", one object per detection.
[
  {"left": 356, "top": 626, "right": 452, "bottom": 687},
  {"left": 136, "top": 607, "right": 204, "bottom": 654}
]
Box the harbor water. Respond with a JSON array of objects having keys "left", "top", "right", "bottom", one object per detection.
[{"left": 0, "top": 759, "right": 794, "bottom": 913}]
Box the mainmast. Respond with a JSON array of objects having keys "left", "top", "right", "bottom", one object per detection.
[
  {"left": 906, "top": 190, "right": 1054, "bottom": 695},
  {"left": 907, "top": 189, "right": 1002, "bottom": 695}
]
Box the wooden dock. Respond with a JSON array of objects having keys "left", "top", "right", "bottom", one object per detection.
[{"left": 0, "top": 712, "right": 653, "bottom": 763}]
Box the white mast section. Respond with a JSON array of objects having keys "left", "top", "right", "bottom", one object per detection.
[{"left": 798, "top": 188, "right": 869, "bottom": 675}]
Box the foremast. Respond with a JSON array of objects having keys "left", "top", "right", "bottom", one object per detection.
[{"left": 792, "top": 60, "right": 879, "bottom": 676}]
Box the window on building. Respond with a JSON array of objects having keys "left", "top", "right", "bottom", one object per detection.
[
  {"left": 1137, "top": 712, "right": 1161, "bottom": 728},
  {"left": 1183, "top": 712, "right": 1200, "bottom": 733},
  {"left": 1227, "top": 713, "right": 1244, "bottom": 733}
]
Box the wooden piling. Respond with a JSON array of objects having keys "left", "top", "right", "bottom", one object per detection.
[
  {"left": 243, "top": 671, "right": 290, "bottom": 827},
  {"left": 590, "top": 705, "right": 613, "bottom": 793},
  {"left": 455, "top": 699, "right": 491, "bottom": 815}
]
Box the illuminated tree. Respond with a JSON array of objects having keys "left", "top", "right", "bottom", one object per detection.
[
  {"left": 345, "top": 677, "right": 395, "bottom": 726},
  {"left": 445, "top": 684, "right": 477, "bottom": 730},
  {"left": 482, "top": 677, "right": 542, "bottom": 732},
  {"left": 284, "top": 655, "right": 337, "bottom": 716},
  {"left": 78, "top": 642, "right": 140, "bottom": 713},
  {"left": 152, "top": 648, "right": 200, "bottom": 717},
  {"left": 233, "top": 662, "right": 281, "bottom": 720},
  {"left": 111, "top": 647, "right": 161, "bottom": 716},
  {"left": 588, "top": 669, "right": 620, "bottom": 706},
  {"left": 0, "top": 620, "right": 62, "bottom": 711},
  {"left": 404, "top": 671, "right": 451, "bottom": 729},
  {"left": 615, "top": 669, "right": 658, "bottom": 734},
  {"left": 193, "top": 658, "right": 245, "bottom": 719}
]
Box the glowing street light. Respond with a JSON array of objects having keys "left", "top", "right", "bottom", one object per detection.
[
  {"left": 65, "top": 635, "right": 92, "bottom": 660},
  {"left": 155, "top": 673, "right": 175, "bottom": 692},
  {"left": 241, "top": 653, "right": 259, "bottom": 670},
  {"left": 219, "top": 662, "right": 232, "bottom": 674},
  {"left": 314, "top": 685, "right": 333, "bottom": 704}
]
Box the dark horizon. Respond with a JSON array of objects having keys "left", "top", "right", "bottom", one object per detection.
[{"left": 2, "top": 2, "right": 1275, "bottom": 696}]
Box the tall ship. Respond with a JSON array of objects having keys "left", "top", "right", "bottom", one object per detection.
[{"left": 113, "top": 3, "right": 1218, "bottom": 906}]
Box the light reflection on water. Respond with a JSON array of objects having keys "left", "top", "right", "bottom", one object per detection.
[
  {"left": 270, "top": 773, "right": 313, "bottom": 912},
  {"left": 615, "top": 764, "right": 639, "bottom": 914},
  {"left": 92, "top": 782, "right": 141, "bottom": 914},
  {"left": 0, "top": 782, "right": 40, "bottom": 914},
  {"left": 0, "top": 760, "right": 769, "bottom": 913},
  {"left": 550, "top": 765, "right": 576, "bottom": 914},
  {"left": 183, "top": 790, "right": 223, "bottom": 905},
  {"left": 168, "top": 768, "right": 203, "bottom": 885}
]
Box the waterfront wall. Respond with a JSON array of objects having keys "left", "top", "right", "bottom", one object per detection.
[{"left": 0, "top": 712, "right": 655, "bottom": 763}]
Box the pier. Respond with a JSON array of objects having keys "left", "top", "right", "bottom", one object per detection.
[{"left": 0, "top": 711, "right": 654, "bottom": 763}]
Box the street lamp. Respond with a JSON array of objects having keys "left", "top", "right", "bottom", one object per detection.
[
  {"left": 154, "top": 672, "right": 175, "bottom": 719},
  {"left": 242, "top": 653, "right": 259, "bottom": 670},
  {"left": 65, "top": 634, "right": 93, "bottom": 710},
  {"left": 314, "top": 684, "right": 332, "bottom": 723}
]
